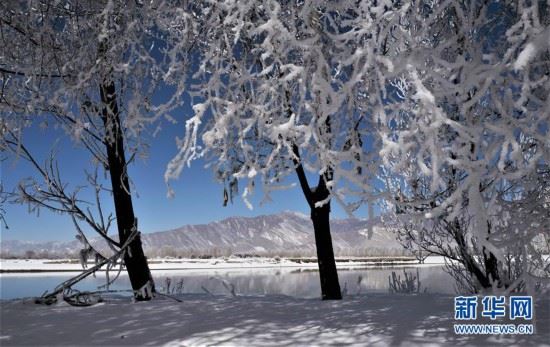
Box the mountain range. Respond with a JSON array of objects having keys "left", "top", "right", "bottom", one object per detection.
[{"left": 0, "top": 211, "right": 405, "bottom": 258}]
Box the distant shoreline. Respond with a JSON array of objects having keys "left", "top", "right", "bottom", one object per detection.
[{"left": 0, "top": 256, "right": 446, "bottom": 273}]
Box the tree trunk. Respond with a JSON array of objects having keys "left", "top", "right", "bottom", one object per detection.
[
  {"left": 310, "top": 190, "right": 342, "bottom": 300},
  {"left": 453, "top": 221, "right": 496, "bottom": 290},
  {"left": 292, "top": 144, "right": 342, "bottom": 300},
  {"left": 100, "top": 80, "right": 155, "bottom": 300},
  {"left": 483, "top": 246, "right": 500, "bottom": 286},
  {"left": 483, "top": 223, "right": 501, "bottom": 288}
]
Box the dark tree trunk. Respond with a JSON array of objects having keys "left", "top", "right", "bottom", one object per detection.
[
  {"left": 293, "top": 145, "right": 342, "bottom": 300},
  {"left": 483, "top": 223, "right": 501, "bottom": 288},
  {"left": 100, "top": 80, "right": 155, "bottom": 300},
  {"left": 453, "top": 220, "right": 502, "bottom": 291},
  {"left": 483, "top": 247, "right": 499, "bottom": 286},
  {"left": 310, "top": 182, "right": 342, "bottom": 300}
]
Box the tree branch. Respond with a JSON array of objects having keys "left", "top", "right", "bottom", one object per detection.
[{"left": 292, "top": 143, "right": 313, "bottom": 208}]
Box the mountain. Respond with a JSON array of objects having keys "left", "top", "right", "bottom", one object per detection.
[{"left": 0, "top": 212, "right": 405, "bottom": 258}]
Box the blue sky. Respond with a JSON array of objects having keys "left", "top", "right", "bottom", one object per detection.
[{"left": 1, "top": 113, "right": 371, "bottom": 242}]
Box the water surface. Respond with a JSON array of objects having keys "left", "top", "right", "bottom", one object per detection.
[{"left": 0, "top": 265, "right": 454, "bottom": 300}]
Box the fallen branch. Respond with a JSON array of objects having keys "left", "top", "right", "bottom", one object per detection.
[{"left": 35, "top": 228, "right": 140, "bottom": 304}]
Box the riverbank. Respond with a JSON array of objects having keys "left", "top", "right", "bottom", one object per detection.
[{"left": 0, "top": 256, "right": 445, "bottom": 273}]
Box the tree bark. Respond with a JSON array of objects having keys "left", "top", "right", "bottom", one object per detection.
[
  {"left": 483, "top": 223, "right": 501, "bottom": 288},
  {"left": 310, "top": 179, "right": 342, "bottom": 300},
  {"left": 293, "top": 145, "right": 342, "bottom": 300},
  {"left": 453, "top": 221, "right": 497, "bottom": 290},
  {"left": 100, "top": 80, "right": 155, "bottom": 300}
]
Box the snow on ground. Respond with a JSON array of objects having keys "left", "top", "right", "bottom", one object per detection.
[
  {"left": 0, "top": 256, "right": 440, "bottom": 272},
  {"left": 0, "top": 293, "right": 548, "bottom": 346}
]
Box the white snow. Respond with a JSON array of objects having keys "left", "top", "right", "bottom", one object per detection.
[
  {"left": 410, "top": 69, "right": 435, "bottom": 104},
  {"left": 0, "top": 293, "right": 547, "bottom": 346},
  {"left": 513, "top": 43, "right": 536, "bottom": 71}
]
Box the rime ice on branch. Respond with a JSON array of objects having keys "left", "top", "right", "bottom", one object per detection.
[{"left": 379, "top": 0, "right": 550, "bottom": 294}]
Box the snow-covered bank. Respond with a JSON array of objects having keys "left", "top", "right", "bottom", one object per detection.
[
  {"left": 0, "top": 293, "right": 548, "bottom": 346},
  {"left": 0, "top": 256, "right": 442, "bottom": 272}
]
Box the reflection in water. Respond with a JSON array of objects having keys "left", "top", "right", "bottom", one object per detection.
[{"left": 0, "top": 266, "right": 454, "bottom": 300}]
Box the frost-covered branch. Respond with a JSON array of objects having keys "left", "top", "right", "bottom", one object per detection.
[
  {"left": 164, "top": 0, "right": 391, "bottom": 215},
  {"left": 4, "top": 135, "right": 120, "bottom": 250},
  {"left": 380, "top": 0, "right": 550, "bottom": 294}
]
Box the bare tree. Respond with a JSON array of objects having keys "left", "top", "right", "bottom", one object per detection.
[{"left": 0, "top": 0, "right": 195, "bottom": 299}]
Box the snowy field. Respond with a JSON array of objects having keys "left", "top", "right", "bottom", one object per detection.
[{"left": 1, "top": 293, "right": 548, "bottom": 346}]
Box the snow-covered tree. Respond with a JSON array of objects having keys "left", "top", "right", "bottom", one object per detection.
[
  {"left": 0, "top": 0, "right": 195, "bottom": 299},
  {"left": 164, "top": 0, "right": 404, "bottom": 299},
  {"left": 380, "top": 0, "right": 550, "bottom": 294}
]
